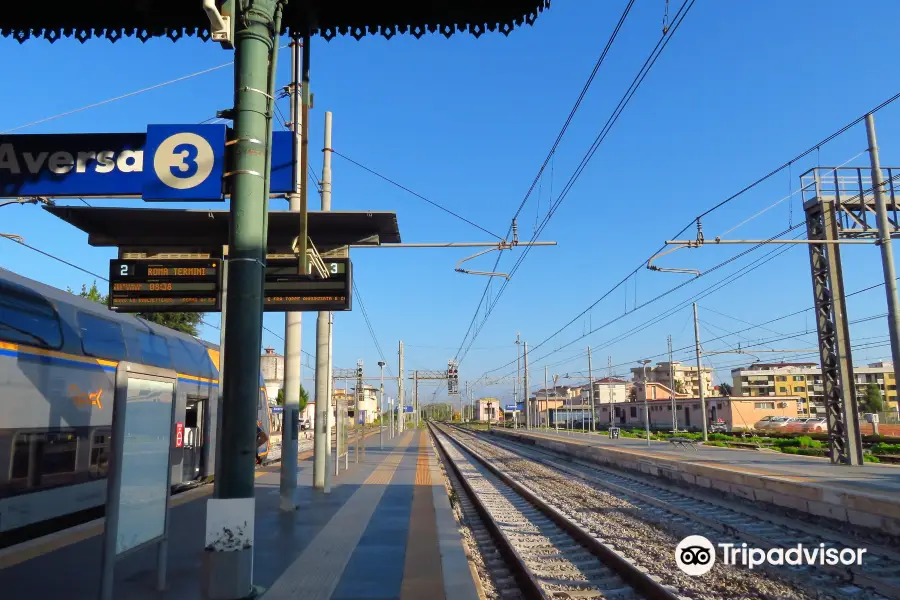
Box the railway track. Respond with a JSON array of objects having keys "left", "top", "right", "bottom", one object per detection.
[
  {"left": 451, "top": 425, "right": 897, "bottom": 600},
  {"left": 430, "top": 423, "right": 682, "bottom": 600}
]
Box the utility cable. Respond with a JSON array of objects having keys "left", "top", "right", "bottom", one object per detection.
[
  {"left": 456, "top": 0, "right": 696, "bottom": 364},
  {"left": 332, "top": 150, "right": 504, "bottom": 240}
]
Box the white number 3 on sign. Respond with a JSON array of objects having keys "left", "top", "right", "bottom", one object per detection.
[{"left": 153, "top": 133, "right": 215, "bottom": 190}]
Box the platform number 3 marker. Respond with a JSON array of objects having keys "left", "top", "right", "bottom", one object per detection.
[{"left": 153, "top": 133, "right": 215, "bottom": 190}]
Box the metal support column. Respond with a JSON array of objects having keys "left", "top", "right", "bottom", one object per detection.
[
  {"left": 805, "top": 193, "right": 863, "bottom": 465},
  {"left": 865, "top": 113, "right": 900, "bottom": 394},
  {"left": 207, "top": 1, "right": 281, "bottom": 596}
]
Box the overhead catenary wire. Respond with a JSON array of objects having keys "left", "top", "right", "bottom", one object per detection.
[
  {"left": 332, "top": 150, "right": 504, "bottom": 241},
  {"left": 476, "top": 89, "right": 900, "bottom": 381},
  {"left": 456, "top": 0, "right": 696, "bottom": 365}
]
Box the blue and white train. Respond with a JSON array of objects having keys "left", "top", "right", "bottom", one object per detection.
[{"left": 0, "top": 267, "right": 270, "bottom": 543}]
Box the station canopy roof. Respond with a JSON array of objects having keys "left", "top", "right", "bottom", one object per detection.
[
  {"left": 44, "top": 206, "right": 400, "bottom": 253},
  {"left": 1, "top": 1, "right": 549, "bottom": 44}
]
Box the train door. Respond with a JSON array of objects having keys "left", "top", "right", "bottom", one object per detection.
[{"left": 182, "top": 397, "right": 205, "bottom": 481}]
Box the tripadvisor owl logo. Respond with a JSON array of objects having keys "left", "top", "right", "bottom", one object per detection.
[{"left": 675, "top": 535, "right": 716, "bottom": 576}]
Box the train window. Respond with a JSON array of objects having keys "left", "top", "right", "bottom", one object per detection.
[
  {"left": 89, "top": 428, "right": 111, "bottom": 477},
  {"left": 78, "top": 312, "right": 126, "bottom": 361},
  {"left": 10, "top": 431, "right": 78, "bottom": 482},
  {"left": 137, "top": 331, "right": 172, "bottom": 369},
  {"left": 0, "top": 280, "right": 63, "bottom": 349}
]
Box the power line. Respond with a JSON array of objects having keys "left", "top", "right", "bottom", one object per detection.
[
  {"left": 1, "top": 235, "right": 108, "bottom": 281},
  {"left": 351, "top": 279, "right": 394, "bottom": 377},
  {"left": 452, "top": 0, "right": 642, "bottom": 362},
  {"left": 456, "top": 0, "right": 697, "bottom": 364},
  {"left": 332, "top": 150, "right": 504, "bottom": 240}
]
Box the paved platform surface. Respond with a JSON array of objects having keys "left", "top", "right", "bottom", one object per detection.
[
  {"left": 503, "top": 427, "right": 900, "bottom": 495},
  {"left": 0, "top": 428, "right": 478, "bottom": 600}
]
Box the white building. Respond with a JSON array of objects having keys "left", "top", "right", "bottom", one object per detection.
[
  {"left": 260, "top": 347, "right": 284, "bottom": 402},
  {"left": 631, "top": 361, "right": 714, "bottom": 399},
  {"left": 579, "top": 377, "right": 630, "bottom": 406}
]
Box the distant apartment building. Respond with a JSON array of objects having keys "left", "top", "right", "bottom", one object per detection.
[
  {"left": 731, "top": 361, "right": 898, "bottom": 416},
  {"left": 578, "top": 377, "right": 630, "bottom": 406},
  {"left": 631, "top": 361, "right": 714, "bottom": 399}
]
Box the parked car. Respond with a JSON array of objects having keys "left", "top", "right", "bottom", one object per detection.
[
  {"left": 784, "top": 417, "right": 814, "bottom": 432},
  {"left": 753, "top": 416, "right": 795, "bottom": 430},
  {"left": 299, "top": 417, "right": 310, "bottom": 430},
  {"left": 802, "top": 417, "right": 827, "bottom": 433}
]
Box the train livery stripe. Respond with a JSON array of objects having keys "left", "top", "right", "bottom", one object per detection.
[
  {"left": 0, "top": 342, "right": 117, "bottom": 372},
  {"left": 1, "top": 341, "right": 220, "bottom": 386}
]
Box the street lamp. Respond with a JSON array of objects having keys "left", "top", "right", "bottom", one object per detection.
[
  {"left": 639, "top": 359, "right": 652, "bottom": 446},
  {"left": 378, "top": 361, "right": 386, "bottom": 450}
]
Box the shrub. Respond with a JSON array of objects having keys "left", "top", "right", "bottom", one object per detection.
[
  {"left": 864, "top": 454, "right": 881, "bottom": 463},
  {"left": 871, "top": 442, "right": 900, "bottom": 455}
]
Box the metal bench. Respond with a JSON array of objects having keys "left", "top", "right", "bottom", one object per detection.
[{"left": 668, "top": 437, "right": 698, "bottom": 450}]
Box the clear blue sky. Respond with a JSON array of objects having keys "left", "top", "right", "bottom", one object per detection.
[{"left": 2, "top": 0, "right": 900, "bottom": 406}]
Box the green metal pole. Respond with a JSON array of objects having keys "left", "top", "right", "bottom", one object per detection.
[
  {"left": 205, "top": 2, "right": 281, "bottom": 598},
  {"left": 220, "top": 0, "right": 277, "bottom": 502}
]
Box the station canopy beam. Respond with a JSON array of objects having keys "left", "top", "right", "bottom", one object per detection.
[
  {"left": 0, "top": 1, "right": 549, "bottom": 44},
  {"left": 43, "top": 206, "right": 399, "bottom": 254}
]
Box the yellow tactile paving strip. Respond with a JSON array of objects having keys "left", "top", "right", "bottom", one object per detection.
[
  {"left": 263, "top": 432, "right": 415, "bottom": 600},
  {"left": 401, "top": 430, "right": 445, "bottom": 600}
]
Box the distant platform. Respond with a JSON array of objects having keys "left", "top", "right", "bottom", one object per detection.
[
  {"left": 493, "top": 427, "right": 900, "bottom": 536},
  {"left": 0, "top": 430, "right": 478, "bottom": 600}
]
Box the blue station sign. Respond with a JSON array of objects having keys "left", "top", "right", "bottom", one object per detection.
[{"left": 0, "top": 125, "right": 300, "bottom": 201}]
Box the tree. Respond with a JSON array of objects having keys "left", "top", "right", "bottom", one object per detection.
[
  {"left": 276, "top": 385, "right": 309, "bottom": 412},
  {"left": 68, "top": 280, "right": 204, "bottom": 336},
  {"left": 718, "top": 383, "right": 733, "bottom": 397},
  {"left": 67, "top": 281, "right": 106, "bottom": 303},
  {"left": 862, "top": 383, "right": 884, "bottom": 413}
]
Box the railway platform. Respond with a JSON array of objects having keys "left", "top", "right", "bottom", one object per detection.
[
  {"left": 490, "top": 427, "right": 900, "bottom": 536},
  {"left": 0, "top": 429, "right": 478, "bottom": 600}
]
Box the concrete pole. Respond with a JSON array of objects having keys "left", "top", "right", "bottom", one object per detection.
[
  {"left": 414, "top": 371, "right": 419, "bottom": 429},
  {"left": 326, "top": 312, "right": 333, "bottom": 480},
  {"left": 641, "top": 360, "right": 651, "bottom": 446},
  {"left": 587, "top": 346, "right": 595, "bottom": 432},
  {"left": 668, "top": 335, "right": 677, "bottom": 432},
  {"left": 514, "top": 333, "right": 520, "bottom": 416},
  {"left": 208, "top": 2, "right": 281, "bottom": 596},
  {"left": 693, "top": 303, "right": 708, "bottom": 441},
  {"left": 523, "top": 342, "right": 530, "bottom": 429},
  {"left": 378, "top": 361, "right": 385, "bottom": 450},
  {"left": 398, "top": 341, "right": 404, "bottom": 433},
  {"left": 280, "top": 35, "right": 303, "bottom": 509},
  {"left": 313, "top": 111, "right": 334, "bottom": 490},
  {"left": 543, "top": 366, "right": 548, "bottom": 430},
  {"left": 608, "top": 357, "right": 613, "bottom": 429},
  {"left": 866, "top": 113, "right": 900, "bottom": 397}
]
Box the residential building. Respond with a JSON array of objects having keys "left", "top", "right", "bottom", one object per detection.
[
  {"left": 601, "top": 396, "right": 802, "bottom": 431},
  {"left": 260, "top": 347, "right": 285, "bottom": 402},
  {"left": 631, "top": 361, "right": 714, "bottom": 398},
  {"left": 731, "top": 361, "right": 897, "bottom": 416},
  {"left": 578, "top": 377, "right": 630, "bottom": 406},
  {"left": 634, "top": 381, "right": 692, "bottom": 403}
]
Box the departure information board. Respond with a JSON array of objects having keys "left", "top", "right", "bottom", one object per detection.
[
  {"left": 263, "top": 258, "right": 352, "bottom": 312},
  {"left": 108, "top": 259, "right": 221, "bottom": 313}
]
